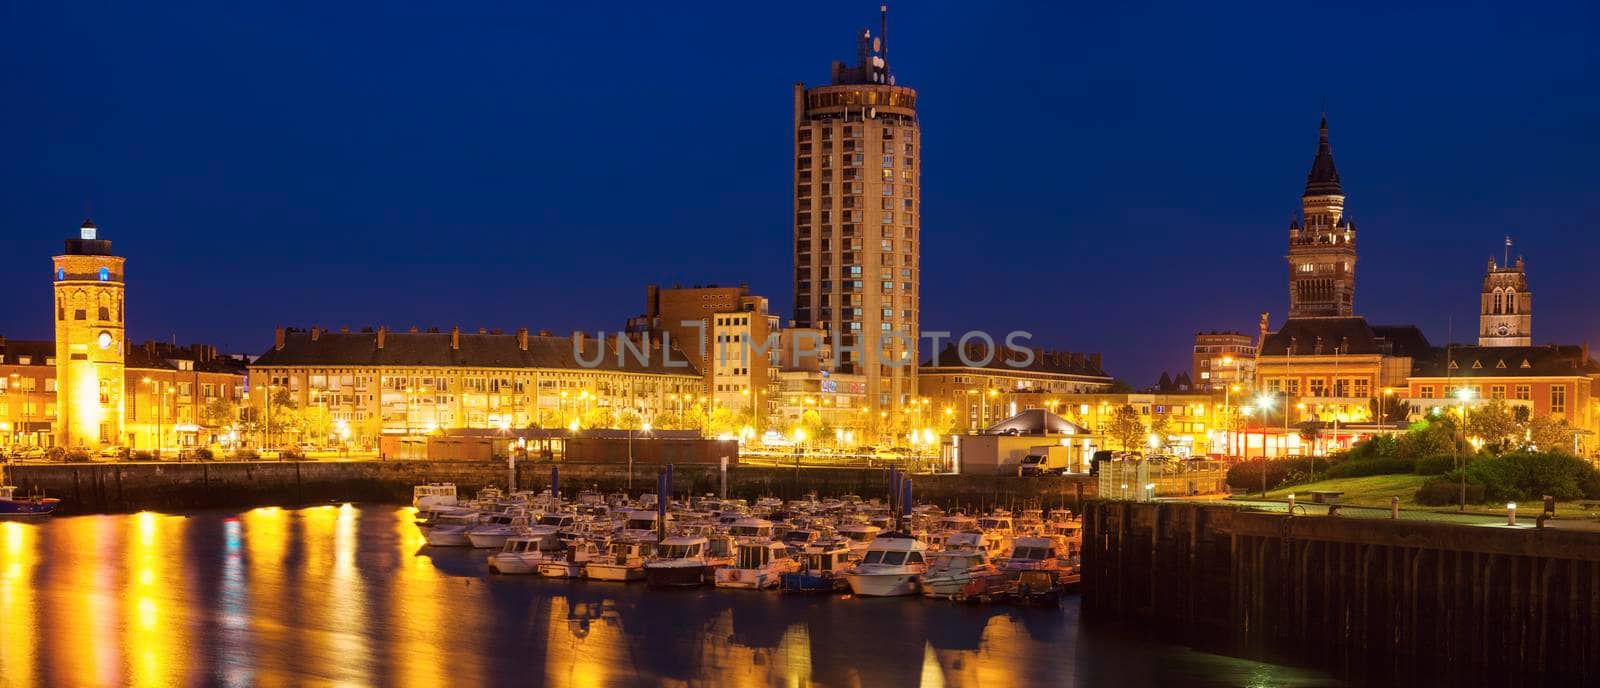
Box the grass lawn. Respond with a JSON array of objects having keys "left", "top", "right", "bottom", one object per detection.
[{"left": 1263, "top": 474, "right": 1433, "bottom": 508}]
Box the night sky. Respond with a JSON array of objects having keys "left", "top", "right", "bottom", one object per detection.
[{"left": 3, "top": 1, "right": 1597, "bottom": 385}]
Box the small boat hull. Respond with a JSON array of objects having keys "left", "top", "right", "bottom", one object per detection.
[
  {"left": 714, "top": 568, "right": 777, "bottom": 590},
  {"left": 539, "top": 562, "right": 585, "bottom": 578},
  {"left": 0, "top": 497, "right": 60, "bottom": 518},
  {"left": 422, "top": 526, "right": 472, "bottom": 547},
  {"left": 645, "top": 563, "right": 712, "bottom": 588},
  {"left": 488, "top": 553, "right": 539, "bottom": 575},
  {"left": 467, "top": 531, "right": 516, "bottom": 549},
  {"left": 845, "top": 572, "right": 920, "bottom": 597},
  {"left": 779, "top": 573, "right": 841, "bottom": 594},
  {"left": 586, "top": 564, "right": 646, "bottom": 582}
]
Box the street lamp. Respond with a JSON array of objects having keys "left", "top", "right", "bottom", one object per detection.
[{"left": 1454, "top": 386, "right": 1476, "bottom": 511}]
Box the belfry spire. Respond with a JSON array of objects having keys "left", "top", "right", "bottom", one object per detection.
[{"left": 1303, "top": 115, "right": 1343, "bottom": 197}]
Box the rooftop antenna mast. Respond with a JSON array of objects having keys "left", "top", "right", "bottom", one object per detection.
[
  {"left": 880, "top": 4, "right": 888, "bottom": 65},
  {"left": 1504, "top": 234, "right": 1512, "bottom": 267}
]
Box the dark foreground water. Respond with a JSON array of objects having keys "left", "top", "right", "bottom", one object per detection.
[{"left": 0, "top": 505, "right": 1340, "bottom": 687}]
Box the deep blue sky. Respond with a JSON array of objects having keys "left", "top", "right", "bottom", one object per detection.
[{"left": 3, "top": 1, "right": 1597, "bottom": 385}]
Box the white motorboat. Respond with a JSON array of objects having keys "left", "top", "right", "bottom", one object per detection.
[
  {"left": 920, "top": 537, "right": 1004, "bottom": 599},
  {"left": 714, "top": 540, "right": 799, "bottom": 590},
  {"left": 644, "top": 535, "right": 733, "bottom": 588},
  {"left": 539, "top": 539, "right": 602, "bottom": 578},
  {"left": 726, "top": 517, "right": 775, "bottom": 541},
  {"left": 836, "top": 523, "right": 882, "bottom": 558},
  {"left": 466, "top": 512, "right": 530, "bottom": 549},
  {"left": 488, "top": 535, "right": 552, "bottom": 574},
  {"left": 586, "top": 536, "right": 655, "bottom": 582},
  {"left": 842, "top": 532, "right": 928, "bottom": 597},
  {"left": 1002, "top": 536, "right": 1064, "bottom": 576},
  {"left": 413, "top": 483, "right": 458, "bottom": 511}
]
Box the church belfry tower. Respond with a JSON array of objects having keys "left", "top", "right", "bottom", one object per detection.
[
  {"left": 53, "top": 218, "right": 126, "bottom": 449},
  {"left": 1479, "top": 246, "right": 1531, "bottom": 347},
  {"left": 1287, "top": 116, "right": 1357, "bottom": 318}
]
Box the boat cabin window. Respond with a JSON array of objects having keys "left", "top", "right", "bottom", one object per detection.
[
  {"left": 624, "top": 518, "right": 655, "bottom": 530},
  {"left": 661, "top": 543, "right": 701, "bottom": 558},
  {"left": 861, "top": 551, "right": 885, "bottom": 565},
  {"left": 731, "top": 525, "right": 771, "bottom": 538},
  {"left": 1013, "top": 546, "right": 1055, "bottom": 560},
  {"left": 844, "top": 530, "right": 875, "bottom": 542},
  {"left": 905, "top": 552, "right": 924, "bottom": 565},
  {"left": 880, "top": 551, "right": 907, "bottom": 566}
]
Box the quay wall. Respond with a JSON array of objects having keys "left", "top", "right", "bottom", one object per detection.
[
  {"left": 1081, "top": 500, "right": 1600, "bottom": 686},
  {"left": 1, "top": 461, "right": 1096, "bottom": 515}
]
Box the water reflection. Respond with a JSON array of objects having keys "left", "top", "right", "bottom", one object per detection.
[{"left": 0, "top": 506, "right": 1340, "bottom": 687}]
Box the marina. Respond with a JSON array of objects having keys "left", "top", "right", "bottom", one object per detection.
[{"left": 0, "top": 503, "right": 1339, "bottom": 686}]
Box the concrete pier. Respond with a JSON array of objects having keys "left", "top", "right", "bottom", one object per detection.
[
  {"left": 2, "top": 460, "right": 1097, "bottom": 515},
  {"left": 1081, "top": 500, "right": 1600, "bottom": 686}
]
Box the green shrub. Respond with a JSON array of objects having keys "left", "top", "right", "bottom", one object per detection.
[
  {"left": 1397, "top": 422, "right": 1458, "bottom": 458},
  {"left": 1344, "top": 436, "right": 1400, "bottom": 461},
  {"left": 130, "top": 450, "right": 155, "bottom": 461},
  {"left": 1413, "top": 455, "right": 1457, "bottom": 476},
  {"left": 232, "top": 448, "right": 260, "bottom": 461},
  {"left": 45, "top": 447, "right": 66, "bottom": 461},
  {"left": 1415, "top": 478, "right": 1486, "bottom": 506},
  {"left": 64, "top": 449, "right": 91, "bottom": 462},
  {"left": 193, "top": 447, "right": 215, "bottom": 461},
  {"left": 280, "top": 448, "right": 306, "bottom": 460},
  {"left": 1322, "top": 456, "right": 1415, "bottom": 479},
  {"left": 1463, "top": 451, "right": 1598, "bottom": 503},
  {"left": 1226, "top": 457, "right": 1319, "bottom": 491}
]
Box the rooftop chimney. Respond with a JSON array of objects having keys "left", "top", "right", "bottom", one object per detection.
[
  {"left": 377, "top": 326, "right": 387, "bottom": 350},
  {"left": 1088, "top": 353, "right": 1102, "bottom": 370},
  {"left": 274, "top": 327, "right": 285, "bottom": 351},
  {"left": 517, "top": 328, "right": 529, "bottom": 351},
  {"left": 451, "top": 326, "right": 460, "bottom": 350},
  {"left": 310, "top": 327, "right": 321, "bottom": 342},
  {"left": 340, "top": 326, "right": 349, "bottom": 333}
]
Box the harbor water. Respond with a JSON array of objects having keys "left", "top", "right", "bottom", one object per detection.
[{"left": 0, "top": 505, "right": 1339, "bottom": 687}]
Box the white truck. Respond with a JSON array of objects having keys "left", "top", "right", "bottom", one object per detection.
[{"left": 1017, "top": 445, "right": 1074, "bottom": 476}]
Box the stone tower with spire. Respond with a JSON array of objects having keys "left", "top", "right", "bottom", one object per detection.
[
  {"left": 1286, "top": 116, "right": 1357, "bottom": 318},
  {"left": 1479, "top": 244, "right": 1531, "bottom": 347}
]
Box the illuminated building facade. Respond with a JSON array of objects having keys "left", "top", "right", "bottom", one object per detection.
[
  {"left": 919, "top": 344, "right": 1115, "bottom": 433},
  {"left": 52, "top": 219, "right": 126, "bottom": 449},
  {"left": 793, "top": 7, "right": 920, "bottom": 413},
  {"left": 627, "top": 283, "right": 775, "bottom": 416},
  {"left": 1192, "top": 331, "right": 1256, "bottom": 391},
  {"left": 248, "top": 326, "right": 701, "bottom": 445}
]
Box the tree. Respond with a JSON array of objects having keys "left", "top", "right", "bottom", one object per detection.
[
  {"left": 650, "top": 410, "right": 681, "bottom": 431},
  {"left": 1466, "top": 399, "right": 1519, "bottom": 450},
  {"left": 1369, "top": 396, "right": 1413, "bottom": 424},
  {"left": 1297, "top": 419, "right": 1325, "bottom": 455},
  {"left": 707, "top": 406, "right": 739, "bottom": 437},
  {"left": 1526, "top": 415, "right": 1577, "bottom": 454},
  {"left": 1147, "top": 412, "right": 1171, "bottom": 453},
  {"left": 580, "top": 406, "right": 614, "bottom": 429},
  {"left": 300, "top": 405, "right": 333, "bottom": 442},
  {"left": 1397, "top": 418, "right": 1458, "bottom": 458},
  {"left": 1106, "top": 404, "right": 1146, "bottom": 451},
  {"left": 614, "top": 408, "right": 644, "bottom": 430},
  {"left": 200, "top": 397, "right": 238, "bottom": 430}
]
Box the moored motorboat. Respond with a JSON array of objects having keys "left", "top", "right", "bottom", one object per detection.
[
  {"left": 488, "top": 534, "right": 560, "bottom": 574},
  {"left": 780, "top": 537, "right": 852, "bottom": 593},
  {"left": 0, "top": 485, "right": 59, "bottom": 518},
  {"left": 842, "top": 532, "right": 928, "bottom": 597},
  {"left": 412, "top": 483, "right": 458, "bottom": 510},
  {"left": 586, "top": 535, "right": 655, "bottom": 582},
  {"left": 645, "top": 535, "right": 733, "bottom": 588},
  {"left": 714, "top": 540, "right": 799, "bottom": 590},
  {"left": 539, "top": 538, "right": 602, "bottom": 578},
  {"left": 921, "top": 535, "right": 1004, "bottom": 599}
]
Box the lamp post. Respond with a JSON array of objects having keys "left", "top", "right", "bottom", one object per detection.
[
  {"left": 1455, "top": 386, "right": 1476, "bottom": 511},
  {"left": 1254, "top": 393, "right": 1277, "bottom": 497},
  {"left": 628, "top": 421, "right": 652, "bottom": 492}
]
